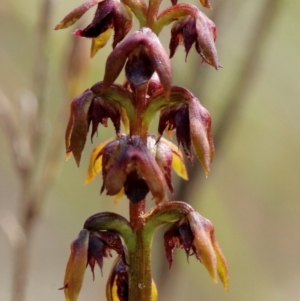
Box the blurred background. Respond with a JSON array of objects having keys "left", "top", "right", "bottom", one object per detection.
[{"left": 1, "top": 0, "right": 300, "bottom": 300}]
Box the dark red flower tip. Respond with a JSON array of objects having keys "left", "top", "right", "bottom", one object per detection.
[
  {"left": 87, "top": 231, "right": 126, "bottom": 279},
  {"left": 169, "top": 12, "right": 221, "bottom": 69},
  {"left": 164, "top": 219, "right": 198, "bottom": 268}
]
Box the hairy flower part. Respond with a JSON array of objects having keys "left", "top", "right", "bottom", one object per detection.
[
  {"left": 106, "top": 259, "right": 158, "bottom": 301},
  {"left": 103, "top": 28, "right": 172, "bottom": 98},
  {"left": 88, "top": 231, "right": 126, "bottom": 278},
  {"left": 54, "top": 0, "right": 132, "bottom": 57},
  {"left": 100, "top": 135, "right": 168, "bottom": 203},
  {"left": 158, "top": 94, "right": 214, "bottom": 175},
  {"left": 188, "top": 97, "right": 214, "bottom": 175},
  {"left": 65, "top": 89, "right": 122, "bottom": 165},
  {"left": 169, "top": 13, "right": 220, "bottom": 69},
  {"left": 61, "top": 229, "right": 89, "bottom": 301},
  {"left": 164, "top": 212, "right": 229, "bottom": 291}
]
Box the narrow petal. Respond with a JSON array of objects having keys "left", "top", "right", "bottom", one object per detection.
[
  {"left": 90, "top": 28, "right": 113, "bottom": 58},
  {"left": 155, "top": 139, "right": 174, "bottom": 193},
  {"left": 54, "top": 0, "right": 104, "bottom": 30},
  {"left": 195, "top": 13, "right": 221, "bottom": 69},
  {"left": 62, "top": 229, "right": 89, "bottom": 301},
  {"left": 103, "top": 34, "right": 138, "bottom": 91},
  {"left": 162, "top": 138, "right": 188, "bottom": 180},
  {"left": 103, "top": 145, "right": 129, "bottom": 196},
  {"left": 199, "top": 0, "right": 212, "bottom": 9},
  {"left": 143, "top": 29, "right": 172, "bottom": 99},
  {"left": 66, "top": 90, "right": 94, "bottom": 166},
  {"left": 188, "top": 97, "right": 214, "bottom": 176},
  {"left": 187, "top": 212, "right": 218, "bottom": 282},
  {"left": 211, "top": 231, "right": 229, "bottom": 291},
  {"left": 85, "top": 138, "right": 112, "bottom": 184},
  {"left": 114, "top": 187, "right": 124, "bottom": 203}
]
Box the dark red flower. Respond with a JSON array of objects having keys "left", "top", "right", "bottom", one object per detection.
[
  {"left": 102, "top": 28, "right": 172, "bottom": 98},
  {"left": 54, "top": 0, "right": 132, "bottom": 57},
  {"left": 157, "top": 88, "right": 214, "bottom": 175},
  {"left": 169, "top": 14, "right": 220, "bottom": 68},
  {"left": 100, "top": 135, "right": 168, "bottom": 204},
  {"left": 74, "top": 0, "right": 133, "bottom": 49},
  {"left": 65, "top": 89, "right": 122, "bottom": 165}
]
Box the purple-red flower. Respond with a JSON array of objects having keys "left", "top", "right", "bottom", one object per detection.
[
  {"left": 164, "top": 211, "right": 229, "bottom": 290},
  {"left": 169, "top": 13, "right": 220, "bottom": 68},
  {"left": 54, "top": 0, "right": 132, "bottom": 57},
  {"left": 100, "top": 135, "right": 168, "bottom": 204},
  {"left": 61, "top": 229, "right": 126, "bottom": 301},
  {"left": 102, "top": 28, "right": 172, "bottom": 98},
  {"left": 65, "top": 89, "right": 123, "bottom": 165},
  {"left": 157, "top": 88, "right": 214, "bottom": 175},
  {"left": 84, "top": 134, "right": 187, "bottom": 203}
]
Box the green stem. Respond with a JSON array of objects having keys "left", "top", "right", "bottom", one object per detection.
[
  {"left": 144, "top": 201, "right": 194, "bottom": 236},
  {"left": 153, "top": 3, "right": 199, "bottom": 34},
  {"left": 147, "top": 0, "right": 162, "bottom": 29},
  {"left": 122, "top": 0, "right": 148, "bottom": 27},
  {"left": 128, "top": 200, "right": 153, "bottom": 301}
]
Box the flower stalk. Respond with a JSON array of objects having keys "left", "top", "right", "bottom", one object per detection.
[{"left": 55, "top": 0, "right": 229, "bottom": 300}]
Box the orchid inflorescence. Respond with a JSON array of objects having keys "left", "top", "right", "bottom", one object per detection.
[{"left": 55, "top": 0, "right": 228, "bottom": 300}]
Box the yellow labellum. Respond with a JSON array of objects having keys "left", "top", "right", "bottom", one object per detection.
[
  {"left": 160, "top": 137, "right": 188, "bottom": 180},
  {"left": 85, "top": 139, "right": 112, "bottom": 184},
  {"left": 91, "top": 28, "right": 113, "bottom": 58}
]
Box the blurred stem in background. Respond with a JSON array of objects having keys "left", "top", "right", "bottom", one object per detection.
[
  {"left": 0, "top": 1, "right": 88, "bottom": 301},
  {"left": 157, "top": 0, "right": 279, "bottom": 293}
]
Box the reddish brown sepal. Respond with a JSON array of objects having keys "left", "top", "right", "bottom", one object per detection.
[
  {"left": 103, "top": 28, "right": 172, "bottom": 99},
  {"left": 169, "top": 13, "right": 220, "bottom": 69},
  {"left": 101, "top": 135, "right": 168, "bottom": 204},
  {"left": 88, "top": 231, "right": 126, "bottom": 279},
  {"left": 65, "top": 88, "right": 122, "bottom": 166},
  {"left": 164, "top": 219, "right": 197, "bottom": 268},
  {"left": 76, "top": 0, "right": 132, "bottom": 49}
]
